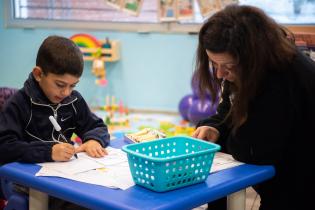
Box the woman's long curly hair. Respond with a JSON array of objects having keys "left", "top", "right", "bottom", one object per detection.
[{"left": 194, "top": 4, "right": 296, "bottom": 132}]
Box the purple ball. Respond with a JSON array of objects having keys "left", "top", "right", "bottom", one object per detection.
[
  {"left": 187, "top": 97, "right": 217, "bottom": 124},
  {"left": 178, "top": 94, "right": 194, "bottom": 120}
]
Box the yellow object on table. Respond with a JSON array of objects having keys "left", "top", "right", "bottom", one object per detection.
[{"left": 125, "top": 128, "right": 166, "bottom": 143}]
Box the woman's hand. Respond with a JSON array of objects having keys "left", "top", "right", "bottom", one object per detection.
[
  {"left": 75, "top": 140, "right": 107, "bottom": 158},
  {"left": 52, "top": 143, "right": 76, "bottom": 161},
  {"left": 192, "top": 126, "right": 220, "bottom": 142}
]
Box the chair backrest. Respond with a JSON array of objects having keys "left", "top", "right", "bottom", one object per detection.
[
  {"left": 0, "top": 87, "right": 18, "bottom": 112},
  {"left": 0, "top": 87, "right": 19, "bottom": 204}
]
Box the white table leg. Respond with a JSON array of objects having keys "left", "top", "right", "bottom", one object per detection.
[
  {"left": 227, "top": 189, "right": 246, "bottom": 210},
  {"left": 29, "top": 188, "right": 48, "bottom": 210}
]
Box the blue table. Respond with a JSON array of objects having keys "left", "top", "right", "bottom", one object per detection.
[{"left": 0, "top": 134, "right": 275, "bottom": 210}]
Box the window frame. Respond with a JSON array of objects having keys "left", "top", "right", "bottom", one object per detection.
[
  {"left": 3, "top": 0, "right": 171, "bottom": 32},
  {"left": 3, "top": 0, "right": 315, "bottom": 34}
]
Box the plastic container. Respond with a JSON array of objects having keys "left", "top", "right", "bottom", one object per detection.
[{"left": 122, "top": 136, "right": 220, "bottom": 192}]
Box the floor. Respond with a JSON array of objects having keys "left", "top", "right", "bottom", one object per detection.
[{"left": 193, "top": 187, "right": 260, "bottom": 210}]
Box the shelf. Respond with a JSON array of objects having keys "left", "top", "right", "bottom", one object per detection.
[{"left": 80, "top": 40, "right": 120, "bottom": 62}]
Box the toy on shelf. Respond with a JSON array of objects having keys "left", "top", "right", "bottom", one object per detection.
[
  {"left": 70, "top": 33, "right": 101, "bottom": 57},
  {"left": 70, "top": 34, "right": 120, "bottom": 87},
  {"left": 101, "top": 95, "right": 130, "bottom": 133},
  {"left": 97, "top": 38, "right": 120, "bottom": 62},
  {"left": 102, "top": 37, "right": 112, "bottom": 57},
  {"left": 70, "top": 33, "right": 120, "bottom": 62},
  {"left": 92, "top": 48, "right": 107, "bottom": 87},
  {"left": 125, "top": 128, "right": 166, "bottom": 143}
]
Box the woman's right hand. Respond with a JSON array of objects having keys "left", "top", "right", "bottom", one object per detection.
[{"left": 192, "top": 126, "right": 220, "bottom": 143}]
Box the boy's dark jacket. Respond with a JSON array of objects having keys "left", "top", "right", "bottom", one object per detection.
[
  {"left": 197, "top": 51, "right": 315, "bottom": 210},
  {"left": 0, "top": 73, "right": 109, "bottom": 164}
]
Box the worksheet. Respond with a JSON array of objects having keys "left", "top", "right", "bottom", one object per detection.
[{"left": 36, "top": 149, "right": 243, "bottom": 190}]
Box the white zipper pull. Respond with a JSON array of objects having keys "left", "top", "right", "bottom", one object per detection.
[
  {"left": 53, "top": 104, "right": 61, "bottom": 119},
  {"left": 53, "top": 110, "right": 57, "bottom": 119}
]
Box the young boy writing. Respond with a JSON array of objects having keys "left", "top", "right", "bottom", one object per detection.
[
  {"left": 0, "top": 35, "right": 110, "bottom": 209},
  {"left": 1, "top": 34, "right": 110, "bottom": 162},
  {"left": 0, "top": 35, "right": 109, "bottom": 163}
]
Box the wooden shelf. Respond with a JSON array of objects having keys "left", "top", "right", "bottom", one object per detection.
[{"left": 80, "top": 40, "right": 120, "bottom": 62}]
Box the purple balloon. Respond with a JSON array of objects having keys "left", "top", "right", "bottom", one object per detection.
[
  {"left": 187, "top": 97, "right": 217, "bottom": 124},
  {"left": 178, "top": 94, "right": 194, "bottom": 120}
]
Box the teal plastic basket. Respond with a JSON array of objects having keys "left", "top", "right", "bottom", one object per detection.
[{"left": 122, "top": 136, "right": 221, "bottom": 192}]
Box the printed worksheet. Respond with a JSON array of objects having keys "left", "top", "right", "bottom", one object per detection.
[{"left": 36, "top": 147, "right": 134, "bottom": 190}]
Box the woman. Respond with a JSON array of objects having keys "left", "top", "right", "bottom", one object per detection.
[{"left": 192, "top": 5, "right": 315, "bottom": 210}]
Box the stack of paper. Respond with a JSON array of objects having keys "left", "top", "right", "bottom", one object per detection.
[
  {"left": 36, "top": 147, "right": 134, "bottom": 190},
  {"left": 211, "top": 152, "right": 244, "bottom": 173},
  {"left": 36, "top": 149, "right": 243, "bottom": 190}
]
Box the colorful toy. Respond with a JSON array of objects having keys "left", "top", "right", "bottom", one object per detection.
[
  {"left": 92, "top": 48, "right": 107, "bottom": 87},
  {"left": 70, "top": 34, "right": 109, "bottom": 86},
  {"left": 70, "top": 33, "right": 101, "bottom": 49},
  {"left": 102, "top": 37, "right": 112, "bottom": 57},
  {"left": 101, "top": 95, "right": 130, "bottom": 133}
]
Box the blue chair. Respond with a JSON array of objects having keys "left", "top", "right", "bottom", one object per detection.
[
  {"left": 0, "top": 87, "right": 28, "bottom": 210},
  {"left": 1, "top": 179, "right": 28, "bottom": 210},
  {"left": 0, "top": 87, "right": 17, "bottom": 112}
]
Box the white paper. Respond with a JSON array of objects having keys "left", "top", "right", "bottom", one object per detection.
[
  {"left": 36, "top": 147, "right": 135, "bottom": 190},
  {"left": 38, "top": 153, "right": 104, "bottom": 175},
  {"left": 84, "top": 147, "right": 128, "bottom": 166},
  {"left": 35, "top": 150, "right": 242, "bottom": 190},
  {"left": 210, "top": 152, "right": 244, "bottom": 173}
]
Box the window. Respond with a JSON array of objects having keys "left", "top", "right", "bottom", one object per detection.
[
  {"left": 5, "top": 0, "right": 315, "bottom": 33},
  {"left": 239, "top": 0, "right": 315, "bottom": 24},
  {"left": 13, "top": 0, "right": 159, "bottom": 23},
  {"left": 5, "top": 0, "right": 168, "bottom": 32}
]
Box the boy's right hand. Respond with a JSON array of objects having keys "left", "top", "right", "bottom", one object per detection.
[
  {"left": 52, "top": 143, "right": 76, "bottom": 161},
  {"left": 192, "top": 126, "right": 220, "bottom": 143}
]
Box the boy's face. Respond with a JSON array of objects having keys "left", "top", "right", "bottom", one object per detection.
[{"left": 33, "top": 67, "right": 80, "bottom": 104}]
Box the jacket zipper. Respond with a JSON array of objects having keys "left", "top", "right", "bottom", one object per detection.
[{"left": 31, "top": 98, "right": 78, "bottom": 120}]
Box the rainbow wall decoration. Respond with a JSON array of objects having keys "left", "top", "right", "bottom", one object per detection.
[{"left": 70, "top": 33, "right": 101, "bottom": 49}]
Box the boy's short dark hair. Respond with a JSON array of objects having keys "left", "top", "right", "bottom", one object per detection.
[{"left": 36, "top": 35, "right": 84, "bottom": 77}]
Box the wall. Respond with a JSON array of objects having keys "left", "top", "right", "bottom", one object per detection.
[{"left": 0, "top": 2, "right": 198, "bottom": 112}]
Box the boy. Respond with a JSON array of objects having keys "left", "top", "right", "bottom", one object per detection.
[{"left": 0, "top": 35, "right": 110, "bottom": 208}]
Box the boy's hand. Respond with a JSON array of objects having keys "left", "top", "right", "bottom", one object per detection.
[
  {"left": 52, "top": 143, "right": 76, "bottom": 161},
  {"left": 76, "top": 140, "right": 107, "bottom": 158}
]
